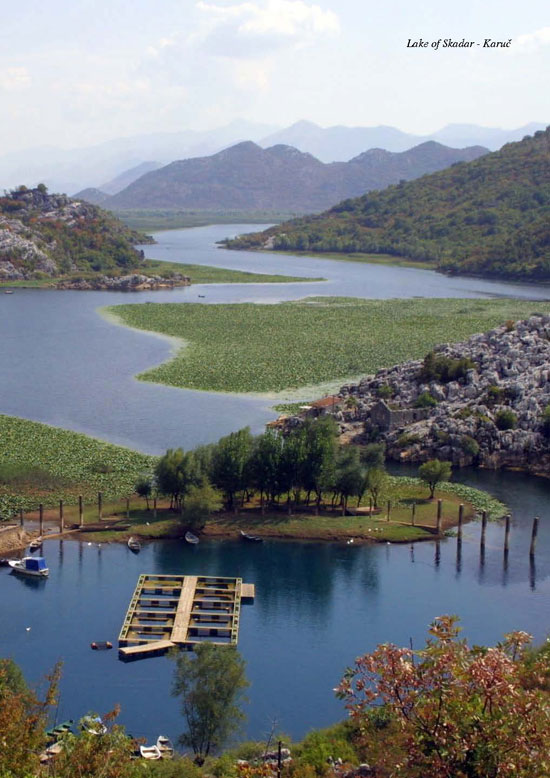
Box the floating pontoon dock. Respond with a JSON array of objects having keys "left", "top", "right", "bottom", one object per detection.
[{"left": 118, "top": 574, "right": 255, "bottom": 661}]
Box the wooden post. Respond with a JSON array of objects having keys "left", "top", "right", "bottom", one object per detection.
[
  {"left": 436, "top": 499, "right": 442, "bottom": 534},
  {"left": 369, "top": 497, "right": 373, "bottom": 514},
  {"left": 411, "top": 502, "right": 416, "bottom": 526},
  {"left": 386, "top": 500, "right": 391, "bottom": 522},
  {"left": 504, "top": 514, "right": 511, "bottom": 554},
  {"left": 39, "top": 504, "right": 44, "bottom": 537},
  {"left": 480, "top": 510, "right": 487, "bottom": 551},
  {"left": 153, "top": 497, "right": 157, "bottom": 519},
  {"left": 19, "top": 508, "right": 24, "bottom": 527},
  {"left": 78, "top": 495, "right": 83, "bottom": 527},
  {"left": 458, "top": 503, "right": 464, "bottom": 539},
  {"left": 59, "top": 500, "right": 64, "bottom": 533},
  {"left": 126, "top": 497, "right": 130, "bottom": 520},
  {"left": 529, "top": 516, "right": 539, "bottom": 557},
  {"left": 98, "top": 492, "right": 103, "bottom": 520}
]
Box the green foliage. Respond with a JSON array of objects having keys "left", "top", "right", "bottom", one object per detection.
[
  {"left": 460, "top": 435, "right": 480, "bottom": 456},
  {"left": 293, "top": 722, "right": 359, "bottom": 776},
  {"left": 109, "top": 298, "right": 550, "bottom": 394},
  {"left": 360, "top": 442, "right": 385, "bottom": 468},
  {"left": 182, "top": 481, "right": 223, "bottom": 530},
  {"left": 211, "top": 428, "right": 254, "bottom": 511},
  {"left": 364, "top": 466, "right": 387, "bottom": 508},
  {"left": 486, "top": 384, "right": 505, "bottom": 406},
  {"left": 455, "top": 406, "right": 473, "bottom": 419},
  {"left": 414, "top": 391, "right": 437, "bottom": 408},
  {"left": 396, "top": 433, "right": 421, "bottom": 448},
  {"left": 418, "top": 459, "right": 452, "bottom": 498},
  {"left": 225, "top": 129, "right": 550, "bottom": 280},
  {"left": 376, "top": 384, "right": 392, "bottom": 398},
  {"left": 419, "top": 351, "right": 475, "bottom": 383},
  {"left": 540, "top": 405, "right": 550, "bottom": 438},
  {"left": 171, "top": 644, "right": 249, "bottom": 764},
  {"left": 495, "top": 409, "right": 518, "bottom": 430},
  {"left": 155, "top": 448, "right": 195, "bottom": 510},
  {"left": 0, "top": 415, "right": 153, "bottom": 518},
  {"left": 0, "top": 659, "right": 27, "bottom": 698}
]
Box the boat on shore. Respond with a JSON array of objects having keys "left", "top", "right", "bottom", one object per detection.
[
  {"left": 240, "top": 530, "right": 263, "bottom": 543},
  {"left": 185, "top": 531, "right": 199, "bottom": 545},
  {"left": 127, "top": 537, "right": 141, "bottom": 552},
  {"left": 81, "top": 715, "right": 107, "bottom": 735},
  {"left": 156, "top": 735, "right": 174, "bottom": 759},
  {"left": 140, "top": 745, "right": 161, "bottom": 760},
  {"left": 8, "top": 556, "right": 49, "bottom": 577}
]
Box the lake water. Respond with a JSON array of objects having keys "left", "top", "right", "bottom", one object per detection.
[
  {"left": 1, "top": 225, "right": 550, "bottom": 747},
  {"left": 1, "top": 224, "right": 550, "bottom": 455}
]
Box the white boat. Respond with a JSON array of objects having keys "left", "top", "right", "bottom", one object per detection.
[
  {"left": 185, "top": 531, "right": 199, "bottom": 545},
  {"left": 127, "top": 537, "right": 141, "bottom": 552},
  {"left": 156, "top": 735, "right": 174, "bottom": 758},
  {"left": 8, "top": 556, "right": 49, "bottom": 577},
  {"left": 81, "top": 715, "right": 107, "bottom": 735},
  {"left": 140, "top": 745, "right": 162, "bottom": 760},
  {"left": 29, "top": 539, "right": 42, "bottom": 551}
]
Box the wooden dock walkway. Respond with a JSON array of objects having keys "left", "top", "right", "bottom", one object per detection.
[{"left": 118, "top": 574, "right": 255, "bottom": 660}]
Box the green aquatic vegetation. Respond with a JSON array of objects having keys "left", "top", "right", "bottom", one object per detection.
[
  {"left": 0, "top": 415, "right": 153, "bottom": 517},
  {"left": 109, "top": 297, "right": 550, "bottom": 395}
]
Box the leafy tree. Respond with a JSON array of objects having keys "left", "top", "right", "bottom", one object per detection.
[
  {"left": 210, "top": 428, "right": 253, "bottom": 512},
  {"left": 336, "top": 616, "right": 550, "bottom": 778},
  {"left": 418, "top": 459, "right": 452, "bottom": 498},
  {"left": 182, "top": 481, "right": 223, "bottom": 531},
  {"left": 155, "top": 448, "right": 193, "bottom": 511},
  {"left": 302, "top": 417, "right": 338, "bottom": 514},
  {"left": 414, "top": 391, "right": 437, "bottom": 408},
  {"left": 278, "top": 428, "right": 307, "bottom": 514},
  {"left": 334, "top": 447, "right": 364, "bottom": 514},
  {"left": 172, "top": 644, "right": 249, "bottom": 765},
  {"left": 364, "top": 466, "right": 386, "bottom": 509},
  {"left": 135, "top": 476, "right": 152, "bottom": 509},
  {"left": 495, "top": 408, "right": 518, "bottom": 430},
  {"left": 360, "top": 442, "right": 385, "bottom": 469},
  {"left": 249, "top": 430, "right": 283, "bottom": 513}
]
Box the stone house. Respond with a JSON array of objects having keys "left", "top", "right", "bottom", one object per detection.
[{"left": 369, "top": 400, "right": 430, "bottom": 432}]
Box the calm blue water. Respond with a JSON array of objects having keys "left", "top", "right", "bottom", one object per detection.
[{"left": 1, "top": 225, "right": 550, "bottom": 747}]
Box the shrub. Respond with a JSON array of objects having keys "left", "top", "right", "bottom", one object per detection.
[
  {"left": 505, "top": 319, "right": 515, "bottom": 331},
  {"left": 460, "top": 435, "right": 480, "bottom": 456},
  {"left": 455, "top": 406, "right": 473, "bottom": 419},
  {"left": 495, "top": 409, "right": 518, "bottom": 430},
  {"left": 540, "top": 405, "right": 550, "bottom": 438},
  {"left": 486, "top": 385, "right": 505, "bottom": 406},
  {"left": 418, "top": 352, "right": 475, "bottom": 384},
  {"left": 415, "top": 391, "right": 437, "bottom": 408},
  {"left": 397, "top": 433, "right": 421, "bottom": 448},
  {"left": 376, "top": 384, "right": 392, "bottom": 399}
]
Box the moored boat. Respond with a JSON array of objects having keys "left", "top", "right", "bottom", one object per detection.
[
  {"left": 156, "top": 735, "right": 174, "bottom": 759},
  {"left": 140, "top": 745, "right": 162, "bottom": 760},
  {"left": 29, "top": 539, "right": 42, "bottom": 551},
  {"left": 81, "top": 715, "right": 107, "bottom": 735},
  {"left": 8, "top": 556, "right": 49, "bottom": 577},
  {"left": 127, "top": 537, "right": 141, "bottom": 552},
  {"left": 91, "top": 641, "right": 113, "bottom": 650},
  {"left": 185, "top": 531, "right": 199, "bottom": 545},
  {"left": 240, "top": 530, "right": 263, "bottom": 543}
]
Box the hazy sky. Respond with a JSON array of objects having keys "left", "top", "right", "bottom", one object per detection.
[{"left": 1, "top": 0, "right": 548, "bottom": 152}]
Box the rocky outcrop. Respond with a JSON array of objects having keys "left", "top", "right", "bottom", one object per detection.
[
  {"left": 56, "top": 273, "right": 190, "bottom": 290},
  {"left": 332, "top": 315, "right": 550, "bottom": 475},
  {"left": 0, "top": 525, "right": 31, "bottom": 555}
]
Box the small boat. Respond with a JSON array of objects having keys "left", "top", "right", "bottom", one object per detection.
[
  {"left": 91, "top": 641, "right": 113, "bottom": 650},
  {"left": 185, "top": 531, "right": 199, "bottom": 545},
  {"left": 29, "top": 539, "right": 42, "bottom": 551},
  {"left": 8, "top": 556, "right": 49, "bottom": 577},
  {"left": 4, "top": 289, "right": 14, "bottom": 294},
  {"left": 46, "top": 720, "right": 74, "bottom": 739},
  {"left": 127, "top": 537, "right": 141, "bottom": 552},
  {"left": 81, "top": 715, "right": 107, "bottom": 735},
  {"left": 156, "top": 735, "right": 174, "bottom": 759},
  {"left": 240, "top": 530, "right": 263, "bottom": 543},
  {"left": 140, "top": 745, "right": 162, "bottom": 760}
]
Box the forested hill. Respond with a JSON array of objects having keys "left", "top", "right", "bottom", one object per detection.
[
  {"left": 0, "top": 185, "right": 151, "bottom": 281},
  {"left": 224, "top": 127, "right": 550, "bottom": 280}
]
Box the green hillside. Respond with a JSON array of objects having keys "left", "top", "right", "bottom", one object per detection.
[{"left": 224, "top": 128, "right": 550, "bottom": 279}]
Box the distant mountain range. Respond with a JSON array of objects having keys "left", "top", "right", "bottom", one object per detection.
[
  {"left": 0, "top": 119, "right": 544, "bottom": 195},
  {"left": 98, "top": 140, "right": 487, "bottom": 213},
  {"left": 224, "top": 127, "right": 550, "bottom": 280}
]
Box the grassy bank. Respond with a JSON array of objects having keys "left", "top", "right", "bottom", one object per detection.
[
  {"left": 140, "top": 257, "right": 323, "bottom": 284},
  {"left": 115, "top": 209, "right": 297, "bottom": 231},
  {"left": 264, "top": 247, "right": 434, "bottom": 270},
  {"left": 108, "top": 297, "right": 550, "bottom": 394},
  {"left": 0, "top": 415, "right": 153, "bottom": 518}
]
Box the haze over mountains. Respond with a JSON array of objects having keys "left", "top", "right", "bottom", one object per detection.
[
  {"left": 102, "top": 140, "right": 487, "bottom": 213},
  {"left": 0, "top": 119, "right": 543, "bottom": 195}
]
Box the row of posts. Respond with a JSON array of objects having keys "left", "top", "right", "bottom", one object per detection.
[{"left": 19, "top": 492, "right": 158, "bottom": 537}]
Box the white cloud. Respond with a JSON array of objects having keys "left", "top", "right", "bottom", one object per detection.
[
  {"left": 0, "top": 67, "right": 31, "bottom": 91},
  {"left": 516, "top": 26, "right": 550, "bottom": 51},
  {"left": 196, "top": 0, "right": 340, "bottom": 57}
]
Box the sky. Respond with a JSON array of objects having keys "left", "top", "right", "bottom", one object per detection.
[{"left": 0, "top": 0, "right": 549, "bottom": 153}]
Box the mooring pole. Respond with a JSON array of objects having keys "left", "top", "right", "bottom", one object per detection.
[
  {"left": 480, "top": 510, "right": 487, "bottom": 552},
  {"left": 436, "top": 499, "right": 442, "bottom": 534},
  {"left": 19, "top": 508, "right": 24, "bottom": 527},
  {"left": 39, "top": 504, "right": 44, "bottom": 537},
  {"left": 529, "top": 516, "right": 539, "bottom": 557},
  {"left": 98, "top": 492, "right": 103, "bottom": 520},
  {"left": 277, "top": 741, "right": 282, "bottom": 778},
  {"left": 411, "top": 502, "right": 416, "bottom": 526},
  {"left": 387, "top": 500, "right": 391, "bottom": 522},
  {"left": 458, "top": 503, "right": 464, "bottom": 540},
  {"left": 78, "top": 495, "right": 83, "bottom": 527},
  {"left": 59, "top": 500, "right": 64, "bottom": 533},
  {"left": 369, "top": 497, "right": 373, "bottom": 514},
  {"left": 126, "top": 497, "right": 130, "bottom": 520},
  {"left": 504, "top": 514, "right": 511, "bottom": 554},
  {"left": 153, "top": 496, "right": 157, "bottom": 519}
]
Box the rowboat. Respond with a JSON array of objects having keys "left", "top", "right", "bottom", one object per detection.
[
  {"left": 240, "top": 530, "right": 263, "bottom": 543},
  {"left": 127, "top": 537, "right": 141, "bottom": 552},
  {"left": 185, "top": 531, "right": 199, "bottom": 545},
  {"left": 29, "top": 539, "right": 42, "bottom": 551},
  {"left": 8, "top": 556, "right": 49, "bottom": 577},
  {"left": 81, "top": 715, "right": 107, "bottom": 735},
  {"left": 140, "top": 745, "right": 161, "bottom": 760},
  {"left": 91, "top": 641, "right": 113, "bottom": 650},
  {"left": 157, "top": 735, "right": 174, "bottom": 759}
]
